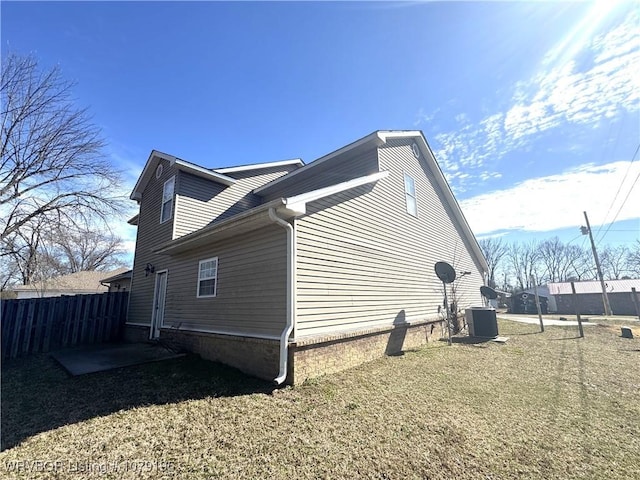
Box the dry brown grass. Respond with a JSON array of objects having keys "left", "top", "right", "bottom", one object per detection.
[{"left": 2, "top": 319, "right": 639, "bottom": 479}]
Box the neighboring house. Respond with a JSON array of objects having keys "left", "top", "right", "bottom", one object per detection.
[
  {"left": 549, "top": 279, "right": 640, "bottom": 316},
  {"left": 509, "top": 285, "right": 555, "bottom": 313},
  {"left": 100, "top": 269, "right": 132, "bottom": 292},
  {"left": 510, "top": 290, "right": 550, "bottom": 314},
  {"left": 12, "top": 267, "right": 130, "bottom": 299},
  {"left": 125, "top": 130, "right": 489, "bottom": 384}
]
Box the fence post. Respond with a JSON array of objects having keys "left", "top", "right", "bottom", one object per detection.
[
  {"left": 1, "top": 300, "right": 17, "bottom": 359},
  {"left": 88, "top": 295, "right": 99, "bottom": 344},
  {"left": 571, "top": 281, "right": 584, "bottom": 338},
  {"left": 10, "top": 300, "right": 26, "bottom": 359},
  {"left": 22, "top": 299, "right": 37, "bottom": 355},
  {"left": 31, "top": 298, "right": 48, "bottom": 354},
  {"left": 70, "top": 296, "right": 83, "bottom": 346},
  {"left": 96, "top": 293, "right": 106, "bottom": 343},
  {"left": 42, "top": 297, "right": 57, "bottom": 352}
]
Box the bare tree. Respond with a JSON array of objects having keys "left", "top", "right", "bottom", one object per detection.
[
  {"left": 1, "top": 53, "right": 123, "bottom": 242},
  {"left": 507, "top": 241, "right": 540, "bottom": 291},
  {"left": 536, "top": 237, "right": 591, "bottom": 283},
  {"left": 564, "top": 244, "right": 592, "bottom": 280},
  {"left": 600, "top": 245, "right": 630, "bottom": 279},
  {"left": 1, "top": 52, "right": 125, "bottom": 286},
  {"left": 479, "top": 237, "right": 508, "bottom": 288},
  {"left": 44, "top": 225, "right": 126, "bottom": 274},
  {"left": 625, "top": 241, "right": 640, "bottom": 278},
  {"left": 537, "top": 237, "right": 564, "bottom": 283}
]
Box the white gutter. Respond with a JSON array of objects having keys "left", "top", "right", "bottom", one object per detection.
[{"left": 268, "top": 207, "right": 296, "bottom": 385}]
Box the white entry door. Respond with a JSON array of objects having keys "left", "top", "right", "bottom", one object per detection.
[{"left": 151, "top": 271, "right": 168, "bottom": 339}]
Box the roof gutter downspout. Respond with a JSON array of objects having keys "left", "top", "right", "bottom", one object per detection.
[{"left": 268, "top": 207, "right": 296, "bottom": 385}]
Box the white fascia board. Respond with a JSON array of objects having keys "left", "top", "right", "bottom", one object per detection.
[
  {"left": 129, "top": 150, "right": 164, "bottom": 200},
  {"left": 253, "top": 131, "right": 386, "bottom": 195},
  {"left": 153, "top": 198, "right": 285, "bottom": 254},
  {"left": 377, "top": 130, "right": 422, "bottom": 142},
  {"left": 172, "top": 159, "right": 236, "bottom": 186},
  {"left": 282, "top": 170, "right": 390, "bottom": 214},
  {"left": 129, "top": 150, "right": 236, "bottom": 200},
  {"left": 214, "top": 159, "right": 304, "bottom": 174}
]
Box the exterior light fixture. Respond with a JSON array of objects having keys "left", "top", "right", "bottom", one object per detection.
[{"left": 145, "top": 263, "right": 155, "bottom": 277}]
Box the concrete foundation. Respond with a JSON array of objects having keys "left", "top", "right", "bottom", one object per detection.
[{"left": 124, "top": 319, "right": 444, "bottom": 385}]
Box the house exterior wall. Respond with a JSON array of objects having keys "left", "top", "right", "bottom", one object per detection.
[
  {"left": 128, "top": 157, "right": 178, "bottom": 327},
  {"left": 174, "top": 166, "right": 296, "bottom": 238},
  {"left": 261, "top": 149, "right": 379, "bottom": 201},
  {"left": 160, "top": 224, "right": 288, "bottom": 338},
  {"left": 126, "top": 134, "right": 486, "bottom": 383},
  {"left": 294, "top": 138, "right": 485, "bottom": 338},
  {"left": 107, "top": 278, "right": 132, "bottom": 293}
]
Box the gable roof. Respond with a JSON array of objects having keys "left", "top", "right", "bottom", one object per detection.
[
  {"left": 100, "top": 269, "right": 132, "bottom": 284},
  {"left": 13, "top": 268, "right": 130, "bottom": 294},
  {"left": 141, "top": 130, "right": 487, "bottom": 273},
  {"left": 254, "top": 130, "right": 488, "bottom": 273},
  {"left": 154, "top": 171, "right": 389, "bottom": 255},
  {"left": 130, "top": 150, "right": 236, "bottom": 201}
]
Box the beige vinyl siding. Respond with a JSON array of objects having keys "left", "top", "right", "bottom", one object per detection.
[
  {"left": 261, "top": 148, "right": 379, "bottom": 201},
  {"left": 295, "top": 138, "right": 484, "bottom": 338},
  {"left": 161, "top": 225, "right": 287, "bottom": 338},
  {"left": 128, "top": 158, "right": 179, "bottom": 327},
  {"left": 174, "top": 166, "right": 295, "bottom": 238}
]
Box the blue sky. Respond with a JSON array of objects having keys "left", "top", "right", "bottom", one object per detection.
[{"left": 2, "top": 1, "right": 639, "bottom": 259}]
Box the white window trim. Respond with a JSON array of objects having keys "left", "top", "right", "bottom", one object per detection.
[
  {"left": 197, "top": 256, "right": 218, "bottom": 298},
  {"left": 404, "top": 172, "right": 418, "bottom": 217},
  {"left": 160, "top": 175, "right": 175, "bottom": 224}
]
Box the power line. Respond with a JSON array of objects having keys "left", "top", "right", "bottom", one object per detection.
[
  {"left": 596, "top": 167, "right": 640, "bottom": 247},
  {"left": 595, "top": 142, "right": 640, "bottom": 244}
]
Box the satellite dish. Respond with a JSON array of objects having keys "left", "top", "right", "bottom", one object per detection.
[
  {"left": 435, "top": 262, "right": 456, "bottom": 284},
  {"left": 480, "top": 286, "right": 498, "bottom": 300}
]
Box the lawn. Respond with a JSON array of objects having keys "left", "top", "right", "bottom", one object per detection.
[{"left": 1, "top": 319, "right": 639, "bottom": 479}]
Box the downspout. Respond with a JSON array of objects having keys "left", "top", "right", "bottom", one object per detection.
[{"left": 268, "top": 207, "right": 296, "bottom": 385}]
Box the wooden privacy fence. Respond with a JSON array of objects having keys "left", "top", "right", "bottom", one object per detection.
[{"left": 1, "top": 291, "right": 129, "bottom": 360}]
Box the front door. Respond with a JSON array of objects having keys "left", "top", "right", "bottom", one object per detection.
[{"left": 151, "top": 271, "right": 167, "bottom": 339}]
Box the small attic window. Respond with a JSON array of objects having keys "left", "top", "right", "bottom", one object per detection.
[
  {"left": 411, "top": 143, "right": 420, "bottom": 159},
  {"left": 155, "top": 164, "right": 164, "bottom": 179}
]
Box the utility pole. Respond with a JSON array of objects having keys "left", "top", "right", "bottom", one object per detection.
[{"left": 580, "top": 211, "right": 612, "bottom": 316}]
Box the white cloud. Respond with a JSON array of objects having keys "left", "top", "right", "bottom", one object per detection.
[
  {"left": 422, "top": 8, "right": 639, "bottom": 191},
  {"left": 460, "top": 160, "right": 640, "bottom": 235}
]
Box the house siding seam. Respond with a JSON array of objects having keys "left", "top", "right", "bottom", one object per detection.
[
  {"left": 174, "top": 166, "right": 298, "bottom": 239},
  {"left": 261, "top": 148, "right": 380, "bottom": 202},
  {"left": 128, "top": 157, "right": 178, "bottom": 327},
  {"left": 294, "top": 138, "right": 484, "bottom": 338}
]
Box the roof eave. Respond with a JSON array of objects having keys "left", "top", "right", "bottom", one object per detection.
[
  {"left": 214, "top": 158, "right": 305, "bottom": 174},
  {"left": 129, "top": 150, "right": 236, "bottom": 201},
  {"left": 253, "top": 131, "right": 386, "bottom": 195}
]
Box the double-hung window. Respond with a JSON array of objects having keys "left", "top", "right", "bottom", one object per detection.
[
  {"left": 404, "top": 173, "right": 418, "bottom": 217},
  {"left": 160, "top": 176, "right": 175, "bottom": 223},
  {"left": 197, "top": 257, "right": 218, "bottom": 297}
]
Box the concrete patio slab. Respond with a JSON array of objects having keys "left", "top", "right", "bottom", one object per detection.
[
  {"left": 51, "top": 343, "right": 186, "bottom": 376},
  {"left": 498, "top": 314, "right": 596, "bottom": 326}
]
